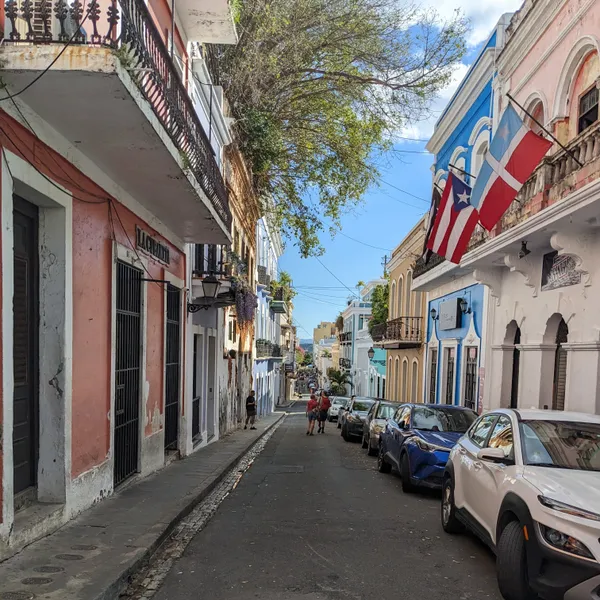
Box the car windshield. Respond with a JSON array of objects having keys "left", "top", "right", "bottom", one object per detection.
[
  {"left": 352, "top": 400, "right": 375, "bottom": 412},
  {"left": 520, "top": 420, "right": 600, "bottom": 471},
  {"left": 377, "top": 404, "right": 396, "bottom": 419},
  {"left": 412, "top": 407, "right": 476, "bottom": 433}
]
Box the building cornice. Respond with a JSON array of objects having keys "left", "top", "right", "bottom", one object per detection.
[{"left": 427, "top": 49, "right": 495, "bottom": 155}]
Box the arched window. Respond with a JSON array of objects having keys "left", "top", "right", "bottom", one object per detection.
[
  {"left": 397, "top": 277, "right": 404, "bottom": 317},
  {"left": 401, "top": 360, "right": 408, "bottom": 402},
  {"left": 411, "top": 360, "right": 419, "bottom": 402},
  {"left": 390, "top": 280, "right": 396, "bottom": 319},
  {"left": 405, "top": 271, "right": 413, "bottom": 317},
  {"left": 527, "top": 100, "right": 546, "bottom": 136},
  {"left": 568, "top": 51, "right": 599, "bottom": 136},
  {"left": 394, "top": 358, "right": 400, "bottom": 401},
  {"left": 553, "top": 319, "right": 569, "bottom": 411}
]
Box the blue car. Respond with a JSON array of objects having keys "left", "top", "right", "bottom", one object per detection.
[{"left": 377, "top": 404, "right": 477, "bottom": 493}]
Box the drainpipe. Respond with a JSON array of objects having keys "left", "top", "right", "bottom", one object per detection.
[{"left": 170, "top": 0, "right": 175, "bottom": 59}]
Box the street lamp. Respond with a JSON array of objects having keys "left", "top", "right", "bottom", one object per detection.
[
  {"left": 459, "top": 298, "right": 472, "bottom": 314},
  {"left": 367, "top": 347, "right": 375, "bottom": 360},
  {"left": 202, "top": 274, "right": 221, "bottom": 299},
  {"left": 430, "top": 307, "right": 438, "bottom": 321}
]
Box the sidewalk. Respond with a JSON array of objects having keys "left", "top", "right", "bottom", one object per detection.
[{"left": 0, "top": 412, "right": 285, "bottom": 600}]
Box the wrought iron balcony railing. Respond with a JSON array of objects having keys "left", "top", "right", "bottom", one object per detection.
[
  {"left": 338, "top": 331, "right": 352, "bottom": 343},
  {"left": 256, "top": 340, "right": 282, "bottom": 358},
  {"left": 370, "top": 322, "right": 386, "bottom": 343},
  {"left": 257, "top": 265, "right": 271, "bottom": 287},
  {"left": 339, "top": 357, "right": 351, "bottom": 369},
  {"left": 4, "top": 0, "right": 231, "bottom": 229},
  {"left": 193, "top": 244, "right": 229, "bottom": 277},
  {"left": 375, "top": 317, "right": 423, "bottom": 346}
]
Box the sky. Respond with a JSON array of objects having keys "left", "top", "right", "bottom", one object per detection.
[{"left": 279, "top": 0, "right": 524, "bottom": 341}]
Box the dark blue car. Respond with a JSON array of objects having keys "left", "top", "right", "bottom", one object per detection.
[{"left": 377, "top": 404, "right": 477, "bottom": 493}]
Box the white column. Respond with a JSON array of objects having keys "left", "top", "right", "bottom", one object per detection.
[
  {"left": 489, "top": 345, "right": 514, "bottom": 410},
  {"left": 517, "top": 344, "right": 556, "bottom": 410},
  {"left": 563, "top": 343, "right": 600, "bottom": 414}
]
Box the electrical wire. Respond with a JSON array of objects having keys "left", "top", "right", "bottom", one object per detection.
[
  {"left": 0, "top": 7, "right": 93, "bottom": 102},
  {"left": 314, "top": 256, "right": 358, "bottom": 298},
  {"left": 380, "top": 179, "right": 429, "bottom": 204}
]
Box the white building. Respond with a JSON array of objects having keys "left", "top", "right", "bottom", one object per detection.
[{"left": 315, "top": 336, "right": 335, "bottom": 388}]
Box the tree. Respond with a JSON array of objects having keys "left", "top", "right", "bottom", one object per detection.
[
  {"left": 301, "top": 352, "right": 313, "bottom": 366},
  {"left": 369, "top": 283, "right": 389, "bottom": 334},
  {"left": 328, "top": 368, "right": 352, "bottom": 395},
  {"left": 220, "top": 0, "right": 468, "bottom": 256}
]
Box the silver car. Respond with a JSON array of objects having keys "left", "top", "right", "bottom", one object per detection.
[
  {"left": 328, "top": 397, "right": 349, "bottom": 423},
  {"left": 362, "top": 400, "right": 397, "bottom": 456}
]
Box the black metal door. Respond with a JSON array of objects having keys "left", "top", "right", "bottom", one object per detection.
[
  {"left": 553, "top": 319, "right": 568, "bottom": 411},
  {"left": 192, "top": 334, "right": 201, "bottom": 441},
  {"left": 510, "top": 327, "right": 521, "bottom": 409},
  {"left": 114, "top": 262, "right": 142, "bottom": 486},
  {"left": 444, "top": 348, "right": 455, "bottom": 405},
  {"left": 429, "top": 348, "right": 438, "bottom": 403},
  {"left": 164, "top": 285, "right": 181, "bottom": 450},
  {"left": 13, "top": 197, "right": 39, "bottom": 496},
  {"left": 464, "top": 347, "right": 478, "bottom": 410}
]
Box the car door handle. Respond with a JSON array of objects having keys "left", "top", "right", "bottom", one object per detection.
[
  {"left": 458, "top": 447, "right": 467, "bottom": 455},
  {"left": 473, "top": 461, "right": 482, "bottom": 470}
]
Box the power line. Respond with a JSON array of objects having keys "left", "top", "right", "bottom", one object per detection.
[
  {"left": 314, "top": 256, "right": 357, "bottom": 298},
  {"left": 380, "top": 179, "right": 430, "bottom": 204},
  {"left": 331, "top": 228, "right": 392, "bottom": 251},
  {"left": 294, "top": 291, "right": 347, "bottom": 307}
]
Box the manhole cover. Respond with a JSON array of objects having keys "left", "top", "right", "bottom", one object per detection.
[
  {"left": 33, "top": 566, "right": 64, "bottom": 574},
  {"left": 21, "top": 578, "right": 52, "bottom": 585},
  {"left": 55, "top": 554, "right": 83, "bottom": 561},
  {"left": 0, "top": 592, "right": 35, "bottom": 599},
  {"left": 70, "top": 544, "right": 97, "bottom": 551}
]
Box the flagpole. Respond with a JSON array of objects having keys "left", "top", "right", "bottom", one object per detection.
[
  {"left": 506, "top": 93, "right": 584, "bottom": 168},
  {"left": 448, "top": 163, "right": 476, "bottom": 181}
]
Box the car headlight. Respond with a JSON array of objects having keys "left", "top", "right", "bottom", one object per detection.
[
  {"left": 538, "top": 524, "right": 595, "bottom": 560},
  {"left": 414, "top": 437, "right": 450, "bottom": 453},
  {"left": 372, "top": 424, "right": 384, "bottom": 434},
  {"left": 538, "top": 496, "right": 600, "bottom": 522}
]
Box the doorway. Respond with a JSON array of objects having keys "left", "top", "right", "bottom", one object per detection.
[
  {"left": 192, "top": 333, "right": 203, "bottom": 443},
  {"left": 206, "top": 335, "right": 216, "bottom": 440},
  {"left": 164, "top": 285, "right": 181, "bottom": 451},
  {"left": 510, "top": 327, "right": 521, "bottom": 408},
  {"left": 552, "top": 319, "right": 568, "bottom": 411},
  {"left": 13, "top": 197, "right": 39, "bottom": 499}
]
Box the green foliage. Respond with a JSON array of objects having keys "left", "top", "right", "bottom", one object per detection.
[
  {"left": 369, "top": 284, "right": 389, "bottom": 333},
  {"left": 301, "top": 352, "right": 313, "bottom": 366},
  {"left": 220, "top": 0, "right": 468, "bottom": 256},
  {"left": 328, "top": 368, "right": 352, "bottom": 395},
  {"left": 271, "top": 270, "right": 297, "bottom": 303},
  {"left": 335, "top": 313, "right": 344, "bottom": 332}
]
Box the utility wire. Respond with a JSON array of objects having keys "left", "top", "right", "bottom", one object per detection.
[
  {"left": 314, "top": 256, "right": 358, "bottom": 298},
  {"left": 380, "top": 179, "right": 429, "bottom": 204}
]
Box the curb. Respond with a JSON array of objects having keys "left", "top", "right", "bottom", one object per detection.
[
  {"left": 98, "top": 412, "right": 286, "bottom": 600},
  {"left": 278, "top": 400, "right": 296, "bottom": 410}
]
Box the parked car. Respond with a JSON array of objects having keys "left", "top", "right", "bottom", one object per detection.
[
  {"left": 378, "top": 404, "right": 477, "bottom": 492},
  {"left": 341, "top": 397, "right": 376, "bottom": 441},
  {"left": 442, "top": 408, "right": 600, "bottom": 600},
  {"left": 362, "top": 400, "right": 397, "bottom": 456},
  {"left": 328, "top": 396, "right": 349, "bottom": 422}
]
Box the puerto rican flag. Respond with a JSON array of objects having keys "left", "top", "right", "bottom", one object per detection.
[
  {"left": 426, "top": 173, "right": 479, "bottom": 264},
  {"left": 470, "top": 104, "right": 552, "bottom": 231}
]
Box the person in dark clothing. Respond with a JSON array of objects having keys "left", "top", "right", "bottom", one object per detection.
[
  {"left": 244, "top": 390, "right": 257, "bottom": 430},
  {"left": 317, "top": 391, "right": 331, "bottom": 433}
]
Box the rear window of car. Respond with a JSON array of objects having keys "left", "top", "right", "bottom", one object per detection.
[
  {"left": 412, "top": 406, "right": 477, "bottom": 433},
  {"left": 377, "top": 404, "right": 396, "bottom": 419},
  {"left": 352, "top": 400, "right": 375, "bottom": 412}
]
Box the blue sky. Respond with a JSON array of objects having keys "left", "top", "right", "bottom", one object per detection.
[{"left": 279, "top": 1, "right": 523, "bottom": 340}]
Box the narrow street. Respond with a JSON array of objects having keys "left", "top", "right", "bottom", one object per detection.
[{"left": 151, "top": 404, "right": 502, "bottom": 600}]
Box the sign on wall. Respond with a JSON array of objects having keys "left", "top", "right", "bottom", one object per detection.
[
  {"left": 541, "top": 251, "right": 580, "bottom": 291},
  {"left": 136, "top": 226, "right": 171, "bottom": 265},
  {"left": 438, "top": 298, "right": 461, "bottom": 330}
]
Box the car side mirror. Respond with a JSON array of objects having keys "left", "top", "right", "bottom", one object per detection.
[{"left": 477, "top": 448, "right": 507, "bottom": 462}]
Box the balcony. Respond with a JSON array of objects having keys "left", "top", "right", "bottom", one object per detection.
[
  {"left": 176, "top": 0, "right": 237, "bottom": 44},
  {"left": 370, "top": 323, "right": 386, "bottom": 343},
  {"left": 257, "top": 265, "right": 271, "bottom": 288},
  {"left": 191, "top": 244, "right": 234, "bottom": 307},
  {"left": 270, "top": 287, "right": 287, "bottom": 314},
  {"left": 256, "top": 340, "right": 282, "bottom": 359},
  {"left": 375, "top": 317, "right": 423, "bottom": 349},
  {"left": 338, "top": 331, "right": 352, "bottom": 344},
  {"left": 339, "top": 357, "right": 351, "bottom": 369},
  {"left": 414, "top": 120, "right": 600, "bottom": 286},
  {"left": 1, "top": 0, "right": 231, "bottom": 242}
]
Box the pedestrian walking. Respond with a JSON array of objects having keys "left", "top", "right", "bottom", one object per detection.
[
  {"left": 244, "top": 390, "right": 257, "bottom": 430},
  {"left": 306, "top": 394, "right": 319, "bottom": 436},
  {"left": 317, "top": 391, "right": 331, "bottom": 434}
]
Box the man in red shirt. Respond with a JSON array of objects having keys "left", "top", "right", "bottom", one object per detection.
[
  {"left": 317, "top": 391, "right": 332, "bottom": 434},
  {"left": 306, "top": 394, "right": 319, "bottom": 436}
]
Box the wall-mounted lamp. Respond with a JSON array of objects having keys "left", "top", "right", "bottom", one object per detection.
[
  {"left": 367, "top": 347, "right": 375, "bottom": 360},
  {"left": 188, "top": 274, "right": 222, "bottom": 312},
  {"left": 430, "top": 308, "right": 438, "bottom": 321},
  {"left": 518, "top": 241, "right": 531, "bottom": 259},
  {"left": 459, "top": 298, "right": 472, "bottom": 314}
]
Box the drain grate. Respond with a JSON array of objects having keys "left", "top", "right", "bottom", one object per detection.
[
  {"left": 21, "top": 578, "right": 52, "bottom": 585},
  {"left": 70, "top": 545, "right": 98, "bottom": 551},
  {"left": 54, "top": 554, "right": 83, "bottom": 561},
  {"left": 0, "top": 592, "right": 35, "bottom": 600},
  {"left": 33, "top": 566, "right": 64, "bottom": 574}
]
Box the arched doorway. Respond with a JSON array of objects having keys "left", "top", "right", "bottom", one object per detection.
[
  {"left": 510, "top": 326, "right": 521, "bottom": 409},
  {"left": 553, "top": 318, "right": 569, "bottom": 411}
]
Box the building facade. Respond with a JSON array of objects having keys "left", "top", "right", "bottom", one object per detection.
[
  {"left": 313, "top": 321, "right": 336, "bottom": 346},
  {"left": 372, "top": 218, "right": 427, "bottom": 403},
  {"left": 0, "top": 0, "right": 238, "bottom": 558}
]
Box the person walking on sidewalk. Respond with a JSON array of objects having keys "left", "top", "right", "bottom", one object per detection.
[
  {"left": 317, "top": 391, "right": 331, "bottom": 434},
  {"left": 306, "top": 394, "right": 319, "bottom": 436},
  {"left": 244, "top": 390, "right": 257, "bottom": 430}
]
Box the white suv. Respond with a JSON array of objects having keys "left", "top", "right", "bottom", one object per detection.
[{"left": 442, "top": 408, "right": 600, "bottom": 600}]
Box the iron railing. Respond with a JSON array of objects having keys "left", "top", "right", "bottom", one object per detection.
[
  {"left": 386, "top": 317, "right": 423, "bottom": 344},
  {"left": 256, "top": 340, "right": 282, "bottom": 358},
  {"left": 4, "top": 0, "right": 231, "bottom": 229},
  {"left": 339, "top": 357, "right": 351, "bottom": 369},
  {"left": 257, "top": 265, "right": 271, "bottom": 287},
  {"left": 370, "top": 322, "right": 386, "bottom": 342},
  {"left": 193, "top": 244, "right": 229, "bottom": 277},
  {"left": 338, "top": 331, "right": 352, "bottom": 343},
  {"left": 164, "top": 284, "right": 181, "bottom": 451}
]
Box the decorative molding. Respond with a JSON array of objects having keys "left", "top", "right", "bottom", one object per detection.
[
  {"left": 464, "top": 316, "right": 481, "bottom": 347},
  {"left": 561, "top": 342, "right": 600, "bottom": 352},
  {"left": 516, "top": 343, "right": 557, "bottom": 351},
  {"left": 449, "top": 146, "right": 468, "bottom": 164},
  {"left": 504, "top": 253, "right": 539, "bottom": 297},
  {"left": 492, "top": 344, "right": 516, "bottom": 351},
  {"left": 550, "top": 231, "right": 596, "bottom": 287},
  {"left": 472, "top": 268, "right": 503, "bottom": 306},
  {"left": 468, "top": 117, "right": 492, "bottom": 146}
]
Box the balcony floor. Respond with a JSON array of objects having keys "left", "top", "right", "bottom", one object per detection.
[{"left": 2, "top": 45, "right": 230, "bottom": 244}]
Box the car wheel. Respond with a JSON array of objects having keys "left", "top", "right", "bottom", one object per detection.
[
  {"left": 400, "top": 453, "right": 415, "bottom": 493},
  {"left": 497, "top": 521, "right": 536, "bottom": 600},
  {"left": 362, "top": 434, "right": 368, "bottom": 449},
  {"left": 441, "top": 477, "right": 464, "bottom": 534},
  {"left": 377, "top": 444, "right": 391, "bottom": 473},
  {"left": 367, "top": 437, "right": 378, "bottom": 456},
  {"left": 342, "top": 426, "right": 349, "bottom": 441}
]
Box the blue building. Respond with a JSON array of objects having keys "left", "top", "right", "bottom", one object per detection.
[
  {"left": 413, "top": 14, "right": 513, "bottom": 410},
  {"left": 253, "top": 217, "right": 283, "bottom": 416}
]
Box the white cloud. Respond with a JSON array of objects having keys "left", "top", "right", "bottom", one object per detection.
[{"left": 419, "top": 0, "right": 523, "bottom": 46}]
